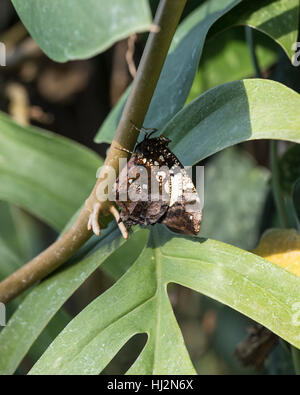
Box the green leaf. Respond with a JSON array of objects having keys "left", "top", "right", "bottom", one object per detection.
[
  {"left": 162, "top": 79, "right": 300, "bottom": 165},
  {"left": 29, "top": 225, "right": 300, "bottom": 375},
  {"left": 0, "top": 201, "right": 47, "bottom": 263},
  {"left": 95, "top": 0, "right": 299, "bottom": 144},
  {"left": 0, "top": 217, "right": 27, "bottom": 330},
  {"left": 187, "top": 28, "right": 278, "bottom": 103},
  {"left": 293, "top": 178, "right": 300, "bottom": 223},
  {"left": 95, "top": 0, "right": 243, "bottom": 144},
  {"left": 96, "top": 86, "right": 129, "bottom": 145},
  {"left": 0, "top": 111, "right": 102, "bottom": 231},
  {"left": 210, "top": 0, "right": 299, "bottom": 61},
  {"left": 0, "top": 224, "right": 146, "bottom": 375},
  {"left": 0, "top": 202, "right": 24, "bottom": 263},
  {"left": 12, "top": 0, "right": 152, "bottom": 62},
  {"left": 22, "top": 309, "right": 71, "bottom": 373},
  {"left": 201, "top": 148, "right": 269, "bottom": 250},
  {"left": 0, "top": 237, "right": 22, "bottom": 281}
]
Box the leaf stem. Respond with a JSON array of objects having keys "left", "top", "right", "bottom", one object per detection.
[
  {"left": 245, "top": 26, "right": 262, "bottom": 78},
  {"left": 270, "top": 140, "right": 290, "bottom": 228},
  {"left": 270, "top": 141, "right": 300, "bottom": 374},
  {"left": 0, "top": 0, "right": 187, "bottom": 304},
  {"left": 292, "top": 346, "right": 300, "bottom": 375}
]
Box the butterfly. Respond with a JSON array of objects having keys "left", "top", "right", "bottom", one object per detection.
[{"left": 113, "top": 126, "right": 202, "bottom": 236}]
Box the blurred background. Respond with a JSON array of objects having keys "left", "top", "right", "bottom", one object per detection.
[{"left": 0, "top": 0, "right": 299, "bottom": 374}]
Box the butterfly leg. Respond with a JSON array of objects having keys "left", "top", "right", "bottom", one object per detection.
[
  {"left": 87, "top": 202, "right": 128, "bottom": 239},
  {"left": 109, "top": 205, "right": 129, "bottom": 239},
  {"left": 87, "top": 202, "right": 101, "bottom": 236}
]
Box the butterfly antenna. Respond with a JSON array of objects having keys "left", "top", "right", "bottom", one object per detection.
[
  {"left": 130, "top": 120, "right": 158, "bottom": 138},
  {"left": 130, "top": 120, "right": 146, "bottom": 135}
]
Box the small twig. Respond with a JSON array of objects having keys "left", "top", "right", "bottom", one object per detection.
[
  {"left": 270, "top": 141, "right": 290, "bottom": 228},
  {"left": 0, "top": 21, "right": 28, "bottom": 51},
  {"left": 29, "top": 106, "right": 54, "bottom": 124}
]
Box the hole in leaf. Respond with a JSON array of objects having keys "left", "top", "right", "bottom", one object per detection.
[
  {"left": 101, "top": 228, "right": 149, "bottom": 280},
  {"left": 63, "top": 268, "right": 114, "bottom": 316},
  {"left": 102, "top": 333, "right": 148, "bottom": 375},
  {"left": 167, "top": 283, "right": 254, "bottom": 374}
]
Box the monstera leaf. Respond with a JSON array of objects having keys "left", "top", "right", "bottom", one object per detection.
[
  {"left": 293, "top": 179, "right": 300, "bottom": 224},
  {"left": 29, "top": 226, "right": 300, "bottom": 375}
]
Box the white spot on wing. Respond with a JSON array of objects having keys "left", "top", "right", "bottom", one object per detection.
[{"left": 169, "top": 172, "right": 183, "bottom": 206}]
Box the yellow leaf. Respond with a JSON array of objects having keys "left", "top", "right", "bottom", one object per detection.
[{"left": 253, "top": 229, "right": 300, "bottom": 277}]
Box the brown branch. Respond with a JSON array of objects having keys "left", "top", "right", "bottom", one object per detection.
[{"left": 0, "top": 0, "right": 187, "bottom": 304}]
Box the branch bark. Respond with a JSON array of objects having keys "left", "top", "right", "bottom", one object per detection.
[{"left": 0, "top": 0, "right": 187, "bottom": 304}]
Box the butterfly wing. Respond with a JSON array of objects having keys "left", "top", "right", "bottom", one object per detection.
[
  {"left": 114, "top": 155, "right": 169, "bottom": 227},
  {"left": 114, "top": 135, "right": 202, "bottom": 235},
  {"left": 161, "top": 167, "right": 202, "bottom": 235}
]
